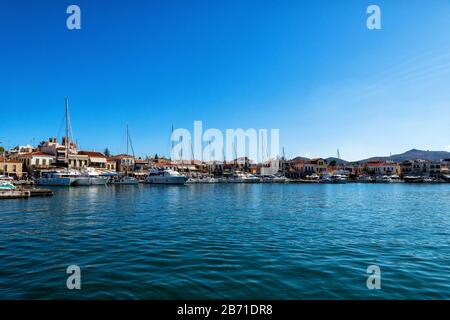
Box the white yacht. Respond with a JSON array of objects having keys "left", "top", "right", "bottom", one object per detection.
[
  {"left": 35, "top": 171, "right": 78, "bottom": 186},
  {"left": 112, "top": 176, "right": 139, "bottom": 185},
  {"left": 358, "top": 175, "right": 373, "bottom": 183},
  {"left": 80, "top": 167, "right": 109, "bottom": 185},
  {"left": 145, "top": 169, "right": 187, "bottom": 184},
  {"left": 331, "top": 174, "right": 348, "bottom": 184},
  {"left": 272, "top": 175, "right": 288, "bottom": 183},
  {"left": 319, "top": 173, "right": 333, "bottom": 183},
  {"left": 229, "top": 172, "right": 260, "bottom": 183}
]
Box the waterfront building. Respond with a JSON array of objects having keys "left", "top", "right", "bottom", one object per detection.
[
  {"left": 260, "top": 158, "right": 282, "bottom": 176},
  {"left": 0, "top": 156, "right": 23, "bottom": 179},
  {"left": 134, "top": 159, "right": 148, "bottom": 171},
  {"left": 68, "top": 154, "right": 89, "bottom": 169},
  {"left": 39, "top": 137, "right": 84, "bottom": 168},
  {"left": 441, "top": 158, "right": 450, "bottom": 175},
  {"left": 364, "top": 161, "right": 399, "bottom": 176},
  {"left": 204, "top": 160, "right": 224, "bottom": 176},
  {"left": 78, "top": 151, "right": 107, "bottom": 168},
  {"left": 106, "top": 158, "right": 117, "bottom": 171},
  {"left": 8, "top": 145, "right": 35, "bottom": 156},
  {"left": 283, "top": 158, "right": 328, "bottom": 179},
  {"left": 284, "top": 159, "right": 307, "bottom": 179},
  {"left": 427, "top": 161, "right": 442, "bottom": 178},
  {"left": 17, "top": 151, "right": 55, "bottom": 177},
  {"left": 400, "top": 159, "right": 429, "bottom": 177},
  {"left": 108, "top": 154, "right": 135, "bottom": 173},
  {"left": 229, "top": 157, "right": 253, "bottom": 172}
]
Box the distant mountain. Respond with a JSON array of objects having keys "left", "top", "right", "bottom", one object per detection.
[
  {"left": 291, "top": 156, "right": 310, "bottom": 161},
  {"left": 289, "top": 149, "right": 450, "bottom": 164},
  {"left": 325, "top": 157, "right": 350, "bottom": 165},
  {"left": 357, "top": 149, "right": 450, "bottom": 163}
]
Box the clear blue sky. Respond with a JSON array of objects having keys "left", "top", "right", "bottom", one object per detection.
[{"left": 1, "top": 0, "right": 449, "bottom": 161}]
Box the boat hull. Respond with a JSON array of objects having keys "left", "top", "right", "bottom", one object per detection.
[
  {"left": 90, "top": 177, "right": 109, "bottom": 185},
  {"left": 35, "top": 177, "right": 76, "bottom": 186},
  {"left": 73, "top": 177, "right": 91, "bottom": 186},
  {"left": 145, "top": 176, "right": 187, "bottom": 185}
]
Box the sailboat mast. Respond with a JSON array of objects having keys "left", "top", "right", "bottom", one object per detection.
[
  {"left": 126, "top": 125, "right": 129, "bottom": 177},
  {"left": 170, "top": 125, "right": 174, "bottom": 161},
  {"left": 65, "top": 97, "right": 70, "bottom": 172}
]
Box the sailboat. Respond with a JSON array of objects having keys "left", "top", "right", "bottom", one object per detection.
[
  {"left": 36, "top": 97, "right": 87, "bottom": 186},
  {"left": 112, "top": 125, "right": 139, "bottom": 185}
]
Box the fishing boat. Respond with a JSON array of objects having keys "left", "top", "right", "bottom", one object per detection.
[{"left": 145, "top": 168, "right": 187, "bottom": 184}]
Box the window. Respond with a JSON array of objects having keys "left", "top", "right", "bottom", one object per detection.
[
  {"left": 42, "top": 159, "right": 46, "bottom": 166},
  {"left": 36, "top": 159, "right": 40, "bottom": 165},
  {"left": 13, "top": 165, "right": 16, "bottom": 172}
]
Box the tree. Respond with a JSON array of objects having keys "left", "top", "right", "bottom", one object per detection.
[
  {"left": 38, "top": 141, "right": 46, "bottom": 148},
  {"left": 104, "top": 148, "right": 111, "bottom": 157},
  {"left": 0, "top": 146, "right": 4, "bottom": 153},
  {"left": 154, "top": 153, "right": 159, "bottom": 160}
]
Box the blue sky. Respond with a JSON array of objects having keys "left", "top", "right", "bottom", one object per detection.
[{"left": 1, "top": 0, "right": 449, "bottom": 161}]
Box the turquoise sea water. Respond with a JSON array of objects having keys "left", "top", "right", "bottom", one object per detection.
[{"left": 0, "top": 183, "right": 449, "bottom": 299}]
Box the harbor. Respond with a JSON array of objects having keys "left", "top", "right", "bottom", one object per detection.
[
  {"left": 0, "top": 100, "right": 448, "bottom": 192},
  {"left": 1, "top": 182, "right": 449, "bottom": 299},
  {"left": 1, "top": 98, "right": 449, "bottom": 193}
]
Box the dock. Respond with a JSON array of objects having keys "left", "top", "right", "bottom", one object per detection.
[
  {"left": 28, "top": 188, "right": 54, "bottom": 197},
  {"left": 0, "top": 188, "right": 54, "bottom": 199},
  {"left": 0, "top": 190, "right": 31, "bottom": 199}
]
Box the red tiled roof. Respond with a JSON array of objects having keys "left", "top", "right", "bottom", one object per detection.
[
  {"left": 107, "top": 154, "right": 134, "bottom": 160},
  {"left": 19, "top": 151, "right": 54, "bottom": 157},
  {"left": 78, "top": 151, "right": 106, "bottom": 158}
]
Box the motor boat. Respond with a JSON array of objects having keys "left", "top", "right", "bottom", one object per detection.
[
  {"left": 80, "top": 167, "right": 109, "bottom": 185},
  {"left": 0, "top": 180, "right": 16, "bottom": 190},
  {"left": 229, "top": 172, "right": 260, "bottom": 183},
  {"left": 35, "top": 171, "right": 79, "bottom": 186},
  {"left": 112, "top": 176, "right": 139, "bottom": 185},
  {"left": 145, "top": 169, "right": 187, "bottom": 184},
  {"left": 404, "top": 176, "right": 424, "bottom": 183},
  {"left": 358, "top": 175, "right": 373, "bottom": 183},
  {"left": 331, "top": 174, "right": 348, "bottom": 184},
  {"left": 319, "top": 173, "right": 333, "bottom": 183}
]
